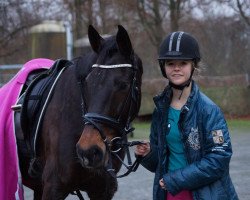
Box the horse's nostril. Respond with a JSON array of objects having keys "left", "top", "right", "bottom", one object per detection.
[
  {"left": 89, "top": 146, "right": 103, "bottom": 163},
  {"left": 83, "top": 157, "right": 89, "bottom": 166},
  {"left": 92, "top": 147, "right": 99, "bottom": 157},
  {"left": 76, "top": 145, "right": 104, "bottom": 168}
]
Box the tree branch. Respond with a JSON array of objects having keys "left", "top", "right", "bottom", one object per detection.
[{"left": 236, "top": 0, "right": 250, "bottom": 26}]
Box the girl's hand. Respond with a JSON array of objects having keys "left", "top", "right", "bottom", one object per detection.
[
  {"left": 159, "top": 178, "right": 167, "bottom": 190},
  {"left": 134, "top": 140, "right": 150, "bottom": 157}
]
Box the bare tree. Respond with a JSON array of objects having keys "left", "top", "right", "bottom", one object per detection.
[
  {"left": 64, "top": 0, "right": 131, "bottom": 38},
  {"left": 1, "top": 0, "right": 249, "bottom": 78},
  {"left": 0, "top": 0, "right": 69, "bottom": 63},
  {"left": 215, "top": 0, "right": 250, "bottom": 26},
  {"left": 0, "top": 1, "right": 38, "bottom": 62},
  {"left": 64, "top": 0, "right": 93, "bottom": 39},
  {"left": 136, "top": 0, "right": 190, "bottom": 49},
  {"left": 236, "top": 0, "right": 250, "bottom": 26}
]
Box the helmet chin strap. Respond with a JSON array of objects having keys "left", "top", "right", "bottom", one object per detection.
[{"left": 168, "top": 68, "right": 195, "bottom": 100}]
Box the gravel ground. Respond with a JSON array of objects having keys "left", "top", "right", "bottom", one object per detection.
[{"left": 24, "top": 129, "right": 250, "bottom": 199}]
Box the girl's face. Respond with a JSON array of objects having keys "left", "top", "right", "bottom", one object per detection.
[{"left": 164, "top": 60, "right": 193, "bottom": 85}]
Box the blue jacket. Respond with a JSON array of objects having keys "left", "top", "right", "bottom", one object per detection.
[{"left": 141, "top": 81, "right": 238, "bottom": 200}]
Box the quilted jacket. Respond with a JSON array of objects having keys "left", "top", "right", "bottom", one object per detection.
[{"left": 141, "top": 81, "right": 238, "bottom": 200}]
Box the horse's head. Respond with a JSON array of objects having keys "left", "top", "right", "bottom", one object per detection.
[{"left": 76, "top": 25, "right": 143, "bottom": 172}]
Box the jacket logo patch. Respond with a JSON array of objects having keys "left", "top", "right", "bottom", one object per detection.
[
  {"left": 211, "top": 130, "right": 224, "bottom": 144},
  {"left": 188, "top": 127, "right": 200, "bottom": 150}
]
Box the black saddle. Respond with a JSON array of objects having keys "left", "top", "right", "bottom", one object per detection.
[{"left": 13, "top": 59, "right": 72, "bottom": 178}]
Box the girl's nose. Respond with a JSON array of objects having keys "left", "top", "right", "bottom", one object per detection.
[{"left": 173, "top": 64, "right": 181, "bottom": 69}]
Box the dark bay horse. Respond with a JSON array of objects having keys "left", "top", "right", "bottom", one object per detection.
[{"left": 16, "top": 25, "right": 143, "bottom": 199}]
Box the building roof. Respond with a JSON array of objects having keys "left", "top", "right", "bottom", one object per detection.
[
  {"left": 30, "top": 20, "right": 65, "bottom": 33},
  {"left": 0, "top": 64, "right": 22, "bottom": 70}
]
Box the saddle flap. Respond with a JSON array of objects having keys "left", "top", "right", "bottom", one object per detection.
[
  {"left": 20, "top": 59, "right": 71, "bottom": 140},
  {"left": 14, "top": 59, "right": 71, "bottom": 156}
]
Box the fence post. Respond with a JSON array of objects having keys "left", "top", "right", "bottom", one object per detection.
[{"left": 246, "top": 73, "right": 250, "bottom": 88}]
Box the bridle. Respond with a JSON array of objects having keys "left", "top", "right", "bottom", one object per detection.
[{"left": 76, "top": 61, "right": 143, "bottom": 179}]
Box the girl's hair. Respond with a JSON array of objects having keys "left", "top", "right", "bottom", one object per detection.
[{"left": 193, "top": 60, "right": 205, "bottom": 77}]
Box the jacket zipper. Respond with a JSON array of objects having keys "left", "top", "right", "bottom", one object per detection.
[{"left": 178, "top": 105, "right": 191, "bottom": 164}]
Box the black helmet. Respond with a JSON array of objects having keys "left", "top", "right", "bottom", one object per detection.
[{"left": 158, "top": 31, "right": 201, "bottom": 78}]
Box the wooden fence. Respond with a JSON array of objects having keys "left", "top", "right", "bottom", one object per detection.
[
  {"left": 140, "top": 74, "right": 250, "bottom": 117},
  {"left": 1, "top": 66, "right": 249, "bottom": 117}
]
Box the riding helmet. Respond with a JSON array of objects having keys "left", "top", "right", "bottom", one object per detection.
[{"left": 158, "top": 31, "right": 201, "bottom": 78}]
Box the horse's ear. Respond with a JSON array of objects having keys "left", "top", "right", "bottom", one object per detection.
[
  {"left": 88, "top": 25, "right": 104, "bottom": 53},
  {"left": 116, "top": 25, "right": 133, "bottom": 57}
]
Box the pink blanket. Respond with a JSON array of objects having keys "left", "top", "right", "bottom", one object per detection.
[{"left": 0, "top": 58, "right": 54, "bottom": 200}]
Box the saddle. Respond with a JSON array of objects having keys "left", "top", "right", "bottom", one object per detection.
[{"left": 13, "top": 59, "right": 72, "bottom": 178}]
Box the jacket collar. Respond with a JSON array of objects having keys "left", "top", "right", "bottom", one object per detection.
[
  {"left": 183, "top": 80, "right": 199, "bottom": 112},
  {"left": 153, "top": 80, "right": 199, "bottom": 113},
  {"left": 153, "top": 84, "right": 172, "bottom": 112}
]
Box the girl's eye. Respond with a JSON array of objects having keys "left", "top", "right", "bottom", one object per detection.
[{"left": 166, "top": 62, "right": 174, "bottom": 66}]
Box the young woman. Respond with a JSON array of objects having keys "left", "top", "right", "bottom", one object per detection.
[{"left": 135, "top": 31, "right": 238, "bottom": 200}]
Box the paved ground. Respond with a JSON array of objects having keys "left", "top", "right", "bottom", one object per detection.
[{"left": 24, "top": 129, "right": 250, "bottom": 199}]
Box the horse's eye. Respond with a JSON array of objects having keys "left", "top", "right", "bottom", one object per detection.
[
  {"left": 121, "top": 82, "right": 129, "bottom": 90},
  {"left": 114, "top": 79, "right": 130, "bottom": 90},
  {"left": 118, "top": 82, "right": 129, "bottom": 90}
]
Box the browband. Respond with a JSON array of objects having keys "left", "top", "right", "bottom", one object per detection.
[{"left": 92, "top": 64, "right": 132, "bottom": 68}]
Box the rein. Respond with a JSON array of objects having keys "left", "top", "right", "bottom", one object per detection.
[{"left": 77, "top": 62, "right": 143, "bottom": 178}]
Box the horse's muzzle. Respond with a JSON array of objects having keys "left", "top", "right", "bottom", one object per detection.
[{"left": 76, "top": 144, "right": 105, "bottom": 168}]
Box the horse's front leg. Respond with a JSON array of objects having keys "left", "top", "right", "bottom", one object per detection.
[
  {"left": 41, "top": 159, "right": 69, "bottom": 200},
  {"left": 33, "top": 189, "right": 43, "bottom": 200}
]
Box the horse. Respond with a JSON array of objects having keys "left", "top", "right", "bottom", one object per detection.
[{"left": 14, "top": 25, "right": 143, "bottom": 199}]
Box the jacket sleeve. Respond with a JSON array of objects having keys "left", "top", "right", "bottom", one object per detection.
[
  {"left": 140, "top": 108, "right": 160, "bottom": 172},
  {"left": 163, "top": 104, "right": 233, "bottom": 195}
]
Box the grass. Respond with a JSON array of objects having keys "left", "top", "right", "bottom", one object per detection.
[
  {"left": 130, "top": 121, "right": 151, "bottom": 140},
  {"left": 227, "top": 119, "right": 250, "bottom": 133},
  {"left": 130, "top": 119, "right": 250, "bottom": 140}
]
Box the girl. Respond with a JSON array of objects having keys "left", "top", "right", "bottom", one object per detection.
[{"left": 135, "top": 31, "right": 238, "bottom": 200}]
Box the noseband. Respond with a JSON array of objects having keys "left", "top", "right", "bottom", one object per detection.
[{"left": 77, "top": 62, "right": 142, "bottom": 178}]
